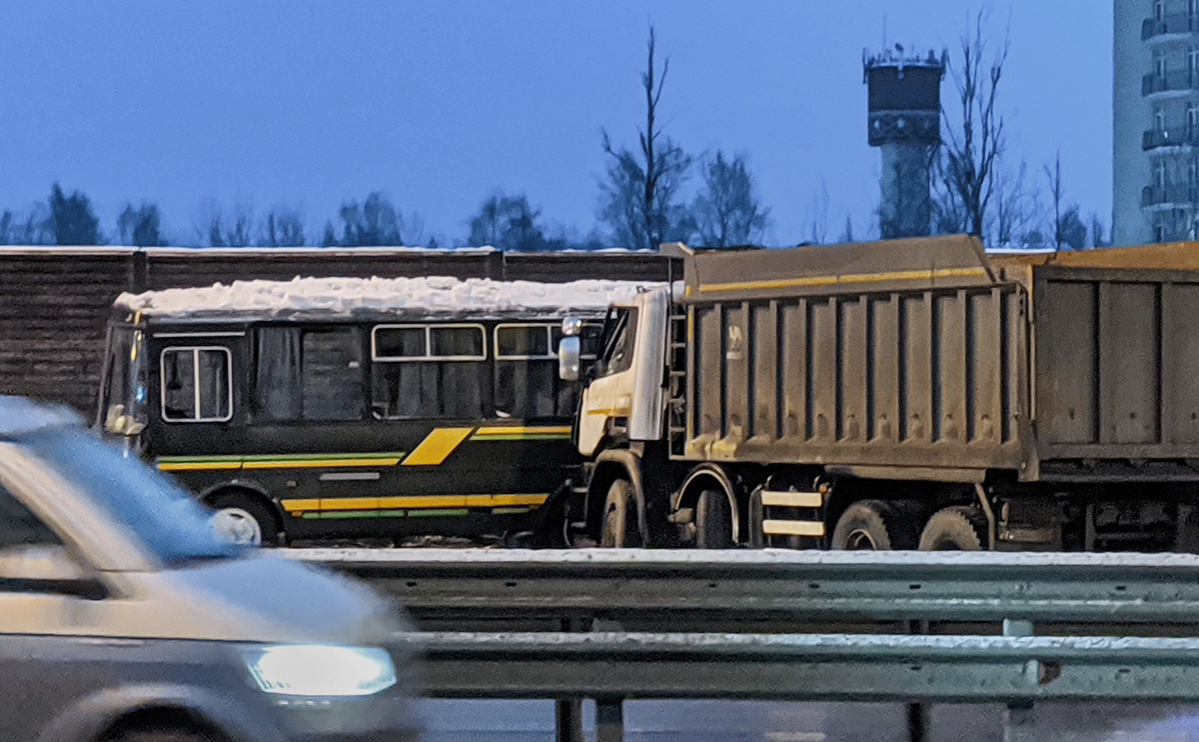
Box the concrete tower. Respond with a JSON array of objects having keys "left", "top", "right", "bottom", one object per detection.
[{"left": 864, "top": 47, "right": 946, "bottom": 239}]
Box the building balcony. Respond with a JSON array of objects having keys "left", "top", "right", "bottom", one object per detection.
[
  {"left": 1142, "top": 184, "right": 1199, "bottom": 209},
  {"left": 1143, "top": 127, "right": 1199, "bottom": 150},
  {"left": 1143, "top": 14, "right": 1199, "bottom": 41},
  {"left": 1142, "top": 71, "right": 1199, "bottom": 97}
]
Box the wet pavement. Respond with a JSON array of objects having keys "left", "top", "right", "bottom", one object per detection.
[{"left": 420, "top": 699, "right": 1199, "bottom": 741}]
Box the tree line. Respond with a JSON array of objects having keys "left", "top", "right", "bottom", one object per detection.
[{"left": 0, "top": 18, "right": 1100, "bottom": 251}]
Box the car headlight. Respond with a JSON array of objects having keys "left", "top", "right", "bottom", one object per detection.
[{"left": 244, "top": 645, "right": 397, "bottom": 697}]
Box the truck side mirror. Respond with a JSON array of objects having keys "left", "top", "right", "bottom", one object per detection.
[{"left": 559, "top": 336, "right": 581, "bottom": 381}]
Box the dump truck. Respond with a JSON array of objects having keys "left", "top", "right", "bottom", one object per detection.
[{"left": 556, "top": 234, "right": 1199, "bottom": 551}]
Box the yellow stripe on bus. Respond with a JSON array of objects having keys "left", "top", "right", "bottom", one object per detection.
[
  {"left": 281, "top": 493, "right": 550, "bottom": 513},
  {"left": 401, "top": 427, "right": 475, "bottom": 466},
  {"left": 243, "top": 457, "right": 402, "bottom": 470},
  {"left": 473, "top": 426, "right": 572, "bottom": 436},
  {"left": 700, "top": 267, "right": 986, "bottom": 293}
]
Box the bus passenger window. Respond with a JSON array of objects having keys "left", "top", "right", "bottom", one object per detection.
[
  {"left": 254, "top": 327, "right": 363, "bottom": 422},
  {"left": 495, "top": 325, "right": 559, "bottom": 419},
  {"left": 161, "top": 347, "right": 231, "bottom": 422},
  {"left": 370, "top": 324, "right": 489, "bottom": 419}
]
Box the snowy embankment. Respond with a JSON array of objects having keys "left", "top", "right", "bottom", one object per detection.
[{"left": 281, "top": 547, "right": 1199, "bottom": 568}]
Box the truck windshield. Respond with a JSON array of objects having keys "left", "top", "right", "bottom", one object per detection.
[
  {"left": 23, "top": 429, "right": 240, "bottom": 565},
  {"left": 99, "top": 326, "right": 148, "bottom": 437}
]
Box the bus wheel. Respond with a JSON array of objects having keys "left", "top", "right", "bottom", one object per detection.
[
  {"left": 695, "top": 488, "right": 735, "bottom": 549},
  {"left": 918, "top": 505, "right": 988, "bottom": 551},
  {"left": 600, "top": 479, "right": 642, "bottom": 548},
  {"left": 831, "top": 500, "right": 920, "bottom": 551},
  {"left": 209, "top": 493, "right": 281, "bottom": 547}
]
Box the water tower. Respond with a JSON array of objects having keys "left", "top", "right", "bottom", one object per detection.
[{"left": 863, "top": 46, "right": 946, "bottom": 239}]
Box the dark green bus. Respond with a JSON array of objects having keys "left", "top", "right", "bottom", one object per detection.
[{"left": 96, "top": 275, "right": 639, "bottom": 546}]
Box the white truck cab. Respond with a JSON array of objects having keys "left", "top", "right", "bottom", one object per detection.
[{"left": 564, "top": 286, "right": 670, "bottom": 457}]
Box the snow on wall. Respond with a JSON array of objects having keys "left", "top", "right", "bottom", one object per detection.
[{"left": 117, "top": 275, "right": 664, "bottom": 318}]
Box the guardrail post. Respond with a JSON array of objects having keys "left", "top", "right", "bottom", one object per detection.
[
  {"left": 595, "top": 697, "right": 625, "bottom": 742},
  {"left": 1002, "top": 618, "right": 1036, "bottom": 742},
  {"left": 555, "top": 618, "right": 587, "bottom": 742},
  {"left": 906, "top": 619, "right": 930, "bottom": 742}
]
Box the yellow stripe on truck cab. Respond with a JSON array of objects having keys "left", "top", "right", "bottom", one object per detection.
[{"left": 401, "top": 427, "right": 475, "bottom": 466}]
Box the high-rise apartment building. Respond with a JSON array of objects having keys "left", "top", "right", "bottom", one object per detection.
[{"left": 1114, "top": 0, "right": 1199, "bottom": 245}]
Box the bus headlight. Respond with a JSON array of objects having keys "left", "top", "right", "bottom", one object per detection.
[{"left": 244, "top": 645, "right": 397, "bottom": 697}]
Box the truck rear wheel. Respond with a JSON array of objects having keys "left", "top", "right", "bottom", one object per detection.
[
  {"left": 918, "top": 505, "right": 988, "bottom": 551},
  {"left": 830, "top": 500, "right": 920, "bottom": 550},
  {"left": 600, "top": 479, "right": 642, "bottom": 547},
  {"left": 695, "top": 488, "right": 735, "bottom": 549}
]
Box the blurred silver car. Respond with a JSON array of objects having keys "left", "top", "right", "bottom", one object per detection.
[{"left": 0, "top": 396, "right": 420, "bottom": 742}]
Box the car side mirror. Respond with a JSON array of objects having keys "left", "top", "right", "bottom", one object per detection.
[
  {"left": 558, "top": 336, "right": 581, "bottom": 381},
  {"left": 0, "top": 545, "right": 107, "bottom": 599}
]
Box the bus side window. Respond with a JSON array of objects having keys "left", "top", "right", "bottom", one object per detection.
[
  {"left": 161, "top": 347, "right": 232, "bottom": 422},
  {"left": 371, "top": 324, "right": 490, "bottom": 419},
  {"left": 254, "top": 327, "right": 363, "bottom": 421},
  {"left": 495, "top": 324, "right": 557, "bottom": 419}
]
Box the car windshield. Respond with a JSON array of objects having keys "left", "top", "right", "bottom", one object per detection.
[{"left": 23, "top": 428, "right": 240, "bottom": 565}]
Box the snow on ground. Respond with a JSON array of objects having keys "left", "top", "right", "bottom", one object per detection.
[
  {"left": 281, "top": 546, "right": 1199, "bottom": 568},
  {"left": 117, "top": 275, "right": 663, "bottom": 317}
]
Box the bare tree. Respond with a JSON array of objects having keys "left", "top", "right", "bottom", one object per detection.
[
  {"left": 838, "top": 215, "right": 855, "bottom": 243},
  {"left": 599, "top": 27, "right": 693, "bottom": 249},
  {"left": 692, "top": 151, "right": 770, "bottom": 246},
  {"left": 258, "top": 209, "right": 306, "bottom": 247},
  {"left": 804, "top": 181, "right": 830, "bottom": 244},
  {"left": 468, "top": 193, "right": 548, "bottom": 250},
  {"left": 117, "top": 203, "right": 168, "bottom": 246},
  {"left": 1089, "top": 212, "right": 1109, "bottom": 248},
  {"left": 1044, "top": 151, "right": 1064, "bottom": 249},
  {"left": 937, "top": 11, "right": 1008, "bottom": 236}
]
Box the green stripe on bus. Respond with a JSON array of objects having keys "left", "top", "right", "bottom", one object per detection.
[{"left": 300, "top": 508, "right": 471, "bottom": 519}]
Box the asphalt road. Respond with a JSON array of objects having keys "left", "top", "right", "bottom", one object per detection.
[{"left": 420, "top": 699, "right": 1199, "bottom": 741}]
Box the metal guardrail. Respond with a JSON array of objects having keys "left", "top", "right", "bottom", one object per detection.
[{"left": 288, "top": 549, "right": 1199, "bottom": 742}]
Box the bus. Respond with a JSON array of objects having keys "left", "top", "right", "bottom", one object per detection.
[{"left": 96, "top": 274, "right": 650, "bottom": 546}]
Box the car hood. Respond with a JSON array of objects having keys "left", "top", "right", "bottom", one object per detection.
[{"left": 115, "top": 554, "right": 410, "bottom": 646}]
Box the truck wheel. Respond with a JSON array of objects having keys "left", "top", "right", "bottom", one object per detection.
[
  {"left": 600, "top": 479, "right": 642, "bottom": 547},
  {"left": 748, "top": 488, "right": 766, "bottom": 548},
  {"left": 918, "top": 505, "right": 988, "bottom": 551},
  {"left": 695, "top": 488, "right": 735, "bottom": 549},
  {"left": 831, "top": 500, "right": 920, "bottom": 550},
  {"left": 208, "top": 492, "right": 281, "bottom": 547}
]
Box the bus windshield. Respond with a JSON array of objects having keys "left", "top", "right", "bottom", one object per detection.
[{"left": 99, "top": 326, "right": 148, "bottom": 437}]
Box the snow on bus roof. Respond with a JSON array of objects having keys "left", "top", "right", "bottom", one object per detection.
[{"left": 116, "top": 275, "right": 661, "bottom": 318}]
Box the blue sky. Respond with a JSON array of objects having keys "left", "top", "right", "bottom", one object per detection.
[{"left": 0, "top": 1, "right": 1112, "bottom": 246}]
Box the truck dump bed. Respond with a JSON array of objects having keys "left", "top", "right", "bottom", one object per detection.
[{"left": 671, "top": 236, "right": 1199, "bottom": 483}]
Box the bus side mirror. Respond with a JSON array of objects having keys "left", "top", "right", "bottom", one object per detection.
[{"left": 559, "top": 336, "right": 581, "bottom": 381}]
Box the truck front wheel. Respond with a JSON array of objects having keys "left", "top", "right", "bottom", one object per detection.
[
  {"left": 830, "top": 500, "right": 920, "bottom": 550},
  {"left": 600, "top": 479, "right": 642, "bottom": 547},
  {"left": 695, "top": 489, "right": 735, "bottom": 549}
]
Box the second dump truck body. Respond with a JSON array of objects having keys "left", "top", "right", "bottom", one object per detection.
[{"left": 567, "top": 234, "right": 1199, "bottom": 552}]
